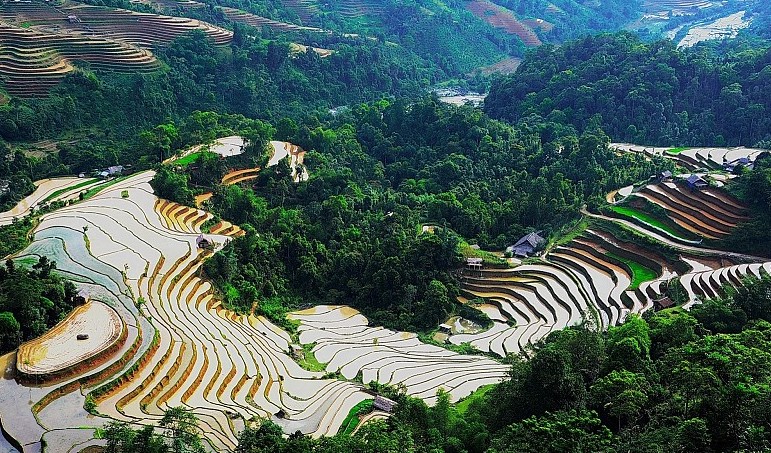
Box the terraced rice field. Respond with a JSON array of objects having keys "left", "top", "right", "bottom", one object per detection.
[
  {"left": 465, "top": 0, "right": 541, "bottom": 46},
  {"left": 290, "top": 43, "right": 334, "bottom": 57},
  {"left": 166, "top": 136, "right": 246, "bottom": 166},
  {"left": 328, "top": 0, "right": 384, "bottom": 19},
  {"left": 610, "top": 143, "right": 767, "bottom": 171},
  {"left": 0, "top": 176, "right": 105, "bottom": 227},
  {"left": 679, "top": 262, "right": 771, "bottom": 309},
  {"left": 631, "top": 181, "right": 748, "bottom": 240},
  {"left": 279, "top": 0, "right": 319, "bottom": 23},
  {"left": 452, "top": 214, "right": 771, "bottom": 357},
  {"left": 643, "top": 0, "right": 716, "bottom": 14},
  {"left": 0, "top": 0, "right": 232, "bottom": 48},
  {"left": 220, "top": 6, "right": 324, "bottom": 33},
  {"left": 2, "top": 140, "right": 768, "bottom": 448},
  {"left": 609, "top": 205, "right": 696, "bottom": 243},
  {"left": 0, "top": 0, "right": 229, "bottom": 95},
  {"left": 289, "top": 306, "right": 509, "bottom": 404},
  {"left": 270, "top": 140, "right": 308, "bottom": 182},
  {"left": 670, "top": 146, "right": 767, "bottom": 170},
  {"left": 0, "top": 170, "right": 508, "bottom": 451},
  {"left": 17, "top": 301, "right": 124, "bottom": 379},
  {"left": 0, "top": 24, "right": 159, "bottom": 97},
  {"left": 217, "top": 140, "right": 307, "bottom": 186}
]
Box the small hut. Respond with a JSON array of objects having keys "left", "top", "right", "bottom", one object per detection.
[
  {"left": 74, "top": 288, "right": 90, "bottom": 305},
  {"left": 196, "top": 234, "right": 211, "bottom": 249},
  {"left": 657, "top": 170, "right": 673, "bottom": 182},
  {"left": 465, "top": 257, "right": 483, "bottom": 271},
  {"left": 653, "top": 296, "right": 675, "bottom": 311},
  {"left": 373, "top": 395, "right": 397, "bottom": 413},
  {"left": 686, "top": 174, "right": 708, "bottom": 190},
  {"left": 289, "top": 344, "right": 305, "bottom": 360}
]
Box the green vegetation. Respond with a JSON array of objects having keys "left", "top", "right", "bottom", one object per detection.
[
  {"left": 81, "top": 175, "right": 131, "bottom": 200},
  {"left": 605, "top": 251, "right": 657, "bottom": 289},
  {"left": 486, "top": 33, "right": 771, "bottom": 147},
  {"left": 190, "top": 97, "right": 670, "bottom": 332},
  {"left": 102, "top": 406, "right": 205, "bottom": 453},
  {"left": 498, "top": 0, "right": 642, "bottom": 42},
  {"left": 0, "top": 144, "right": 60, "bottom": 213},
  {"left": 42, "top": 178, "right": 98, "bottom": 204},
  {"left": 608, "top": 205, "right": 691, "bottom": 241},
  {"left": 459, "top": 240, "right": 507, "bottom": 267},
  {"left": 548, "top": 217, "right": 589, "bottom": 249},
  {"left": 0, "top": 257, "right": 77, "bottom": 353},
  {"left": 665, "top": 146, "right": 689, "bottom": 154},
  {"left": 2, "top": 6, "right": 771, "bottom": 449},
  {"left": 295, "top": 343, "right": 326, "bottom": 372},
  {"left": 724, "top": 153, "right": 771, "bottom": 257},
  {"left": 174, "top": 151, "right": 216, "bottom": 167},
  {"left": 0, "top": 217, "right": 36, "bottom": 260},
  {"left": 455, "top": 383, "right": 494, "bottom": 415},
  {"left": 338, "top": 399, "right": 373, "bottom": 436}
]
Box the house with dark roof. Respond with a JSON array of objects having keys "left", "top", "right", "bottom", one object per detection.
[
  {"left": 724, "top": 157, "right": 753, "bottom": 173},
  {"left": 657, "top": 170, "right": 673, "bottom": 182},
  {"left": 506, "top": 231, "right": 545, "bottom": 258},
  {"left": 653, "top": 296, "right": 675, "bottom": 311},
  {"left": 685, "top": 174, "right": 708, "bottom": 190},
  {"left": 74, "top": 288, "right": 90, "bottom": 305},
  {"left": 373, "top": 395, "right": 397, "bottom": 413},
  {"left": 196, "top": 234, "right": 212, "bottom": 249}
]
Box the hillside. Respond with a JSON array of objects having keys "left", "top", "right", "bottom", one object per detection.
[
  {"left": 1, "top": 0, "right": 771, "bottom": 446},
  {"left": 0, "top": 99, "right": 770, "bottom": 451},
  {"left": 485, "top": 33, "right": 771, "bottom": 147}
]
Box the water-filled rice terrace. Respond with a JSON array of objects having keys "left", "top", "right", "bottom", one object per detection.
[
  {"left": 0, "top": 169, "right": 506, "bottom": 451},
  {"left": 450, "top": 155, "right": 771, "bottom": 357},
  {"left": 611, "top": 143, "right": 767, "bottom": 171},
  {"left": 0, "top": 145, "right": 769, "bottom": 451},
  {"left": 643, "top": 0, "right": 717, "bottom": 14}
]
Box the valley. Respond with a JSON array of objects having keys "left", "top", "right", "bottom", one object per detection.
[{"left": 0, "top": 139, "right": 767, "bottom": 451}]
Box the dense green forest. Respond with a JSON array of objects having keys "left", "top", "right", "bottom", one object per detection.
[
  {"left": 726, "top": 153, "right": 771, "bottom": 256},
  {"left": 102, "top": 275, "right": 771, "bottom": 452},
  {"left": 0, "top": 257, "right": 78, "bottom": 353},
  {"left": 485, "top": 33, "right": 771, "bottom": 147},
  {"left": 154, "top": 97, "right": 674, "bottom": 331},
  {"left": 0, "top": 29, "right": 440, "bottom": 145},
  {"left": 79, "top": 0, "right": 520, "bottom": 79}
]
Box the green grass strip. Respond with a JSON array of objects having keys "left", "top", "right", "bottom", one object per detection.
[
  {"left": 665, "top": 146, "right": 689, "bottom": 154},
  {"left": 81, "top": 176, "right": 131, "bottom": 200},
  {"left": 42, "top": 178, "right": 99, "bottom": 203},
  {"left": 456, "top": 383, "right": 495, "bottom": 415},
  {"left": 459, "top": 240, "right": 507, "bottom": 266},
  {"left": 605, "top": 251, "right": 657, "bottom": 290},
  {"left": 12, "top": 256, "right": 38, "bottom": 268},
  {"left": 296, "top": 344, "right": 326, "bottom": 372},
  {"left": 609, "top": 206, "right": 691, "bottom": 241},
  {"left": 174, "top": 151, "right": 216, "bottom": 166},
  {"left": 338, "top": 399, "right": 374, "bottom": 436}
]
